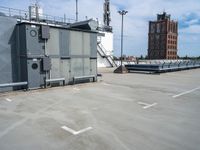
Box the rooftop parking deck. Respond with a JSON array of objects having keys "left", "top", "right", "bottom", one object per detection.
[{"left": 0, "top": 68, "right": 200, "bottom": 150}]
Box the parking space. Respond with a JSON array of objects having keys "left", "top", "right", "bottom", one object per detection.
[{"left": 0, "top": 69, "right": 200, "bottom": 150}]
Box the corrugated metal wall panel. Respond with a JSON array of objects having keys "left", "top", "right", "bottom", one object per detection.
[
  {"left": 90, "top": 59, "right": 97, "bottom": 75},
  {"left": 83, "top": 33, "right": 90, "bottom": 56},
  {"left": 0, "top": 16, "right": 18, "bottom": 92},
  {"left": 60, "top": 30, "right": 70, "bottom": 57},
  {"left": 70, "top": 58, "right": 83, "bottom": 77},
  {"left": 46, "top": 28, "right": 60, "bottom": 55},
  {"left": 90, "top": 33, "right": 97, "bottom": 57},
  {"left": 70, "top": 31, "right": 83, "bottom": 56},
  {"left": 60, "top": 59, "right": 70, "bottom": 82},
  {"left": 26, "top": 25, "right": 44, "bottom": 56},
  {"left": 51, "top": 58, "right": 61, "bottom": 79},
  {"left": 83, "top": 58, "right": 90, "bottom": 76}
]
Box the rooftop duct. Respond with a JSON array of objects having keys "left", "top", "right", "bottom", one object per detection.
[{"left": 69, "top": 19, "right": 98, "bottom": 31}]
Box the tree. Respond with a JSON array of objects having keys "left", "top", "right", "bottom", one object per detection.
[
  {"left": 183, "top": 55, "right": 188, "bottom": 60},
  {"left": 140, "top": 55, "right": 144, "bottom": 60}
]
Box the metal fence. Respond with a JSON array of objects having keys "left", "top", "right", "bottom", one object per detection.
[
  {"left": 0, "top": 6, "right": 75, "bottom": 24},
  {"left": 125, "top": 60, "right": 200, "bottom": 73}
]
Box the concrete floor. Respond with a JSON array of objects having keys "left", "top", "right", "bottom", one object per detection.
[{"left": 0, "top": 69, "right": 200, "bottom": 150}]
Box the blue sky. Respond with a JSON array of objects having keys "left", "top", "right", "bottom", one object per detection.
[{"left": 0, "top": 0, "right": 200, "bottom": 57}]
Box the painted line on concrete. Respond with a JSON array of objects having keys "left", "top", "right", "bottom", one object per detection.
[
  {"left": 73, "top": 87, "right": 80, "bottom": 91},
  {"left": 137, "top": 102, "right": 150, "bottom": 106},
  {"left": 173, "top": 87, "right": 200, "bottom": 98},
  {"left": 5, "top": 98, "right": 12, "bottom": 102},
  {"left": 0, "top": 98, "right": 65, "bottom": 139},
  {"left": 0, "top": 97, "right": 68, "bottom": 139},
  {"left": 143, "top": 103, "right": 157, "bottom": 109},
  {"left": 138, "top": 101, "right": 157, "bottom": 109},
  {"left": 61, "top": 126, "right": 93, "bottom": 135},
  {"left": 102, "top": 83, "right": 112, "bottom": 86},
  {"left": 0, "top": 118, "right": 28, "bottom": 139}
]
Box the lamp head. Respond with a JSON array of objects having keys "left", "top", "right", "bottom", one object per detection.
[{"left": 118, "top": 10, "right": 128, "bottom": 15}]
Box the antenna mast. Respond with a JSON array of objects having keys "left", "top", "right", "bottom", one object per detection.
[{"left": 103, "top": 0, "right": 111, "bottom": 26}]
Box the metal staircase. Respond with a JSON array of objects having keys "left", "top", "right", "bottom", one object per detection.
[{"left": 97, "top": 43, "right": 117, "bottom": 67}]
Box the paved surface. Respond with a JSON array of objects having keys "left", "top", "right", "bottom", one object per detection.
[{"left": 0, "top": 69, "right": 200, "bottom": 150}]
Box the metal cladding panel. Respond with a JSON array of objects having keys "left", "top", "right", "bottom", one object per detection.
[
  {"left": 90, "top": 59, "right": 97, "bottom": 75},
  {"left": 83, "top": 33, "right": 90, "bottom": 56},
  {"left": 90, "top": 33, "right": 97, "bottom": 57},
  {"left": 42, "top": 57, "right": 51, "bottom": 71},
  {"left": 27, "top": 59, "right": 41, "bottom": 89},
  {"left": 83, "top": 58, "right": 90, "bottom": 76},
  {"left": 46, "top": 28, "right": 60, "bottom": 55},
  {"left": 18, "top": 24, "right": 27, "bottom": 56},
  {"left": 70, "top": 31, "right": 83, "bottom": 55},
  {"left": 59, "top": 30, "right": 70, "bottom": 57},
  {"left": 70, "top": 58, "right": 83, "bottom": 77},
  {"left": 50, "top": 58, "right": 61, "bottom": 79},
  {"left": 26, "top": 25, "right": 44, "bottom": 56},
  {"left": 0, "top": 16, "right": 18, "bottom": 92},
  {"left": 60, "top": 59, "right": 70, "bottom": 83},
  {"left": 19, "top": 57, "right": 28, "bottom": 83},
  {"left": 41, "top": 25, "right": 50, "bottom": 39}
]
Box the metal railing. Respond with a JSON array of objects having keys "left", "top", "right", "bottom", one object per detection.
[
  {"left": 125, "top": 60, "right": 200, "bottom": 73},
  {"left": 0, "top": 5, "right": 75, "bottom": 25}
]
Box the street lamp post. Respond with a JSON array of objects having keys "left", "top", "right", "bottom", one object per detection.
[
  {"left": 118, "top": 10, "right": 128, "bottom": 73},
  {"left": 76, "top": 0, "right": 78, "bottom": 22}
]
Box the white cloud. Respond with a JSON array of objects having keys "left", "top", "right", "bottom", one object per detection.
[{"left": 180, "top": 25, "right": 200, "bottom": 34}]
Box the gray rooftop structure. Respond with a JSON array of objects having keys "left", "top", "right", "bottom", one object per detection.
[{"left": 0, "top": 6, "right": 98, "bottom": 92}]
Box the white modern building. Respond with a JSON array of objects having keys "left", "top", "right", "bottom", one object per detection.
[{"left": 97, "top": 0, "right": 116, "bottom": 68}]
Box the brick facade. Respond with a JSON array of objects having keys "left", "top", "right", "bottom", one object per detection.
[{"left": 148, "top": 12, "right": 178, "bottom": 59}]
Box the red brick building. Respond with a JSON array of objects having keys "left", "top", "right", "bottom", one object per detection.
[{"left": 148, "top": 12, "right": 178, "bottom": 59}]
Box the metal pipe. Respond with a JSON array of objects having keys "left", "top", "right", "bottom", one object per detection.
[
  {"left": 0, "top": 82, "right": 28, "bottom": 88},
  {"left": 73, "top": 75, "right": 96, "bottom": 85},
  {"left": 45, "top": 78, "right": 65, "bottom": 88},
  {"left": 76, "top": 0, "right": 78, "bottom": 22},
  {"left": 46, "top": 78, "right": 65, "bottom": 83}
]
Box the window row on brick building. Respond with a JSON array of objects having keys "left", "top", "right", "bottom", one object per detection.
[
  {"left": 168, "top": 22, "right": 178, "bottom": 33},
  {"left": 168, "top": 40, "right": 177, "bottom": 45},
  {"left": 168, "top": 35, "right": 177, "bottom": 39},
  {"left": 168, "top": 45, "right": 177, "bottom": 49}
]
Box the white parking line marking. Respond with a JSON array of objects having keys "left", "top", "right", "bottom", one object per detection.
[
  {"left": 173, "top": 87, "right": 200, "bottom": 98},
  {"left": 5, "top": 98, "right": 12, "bottom": 102},
  {"left": 138, "top": 102, "right": 149, "bottom": 106},
  {"left": 143, "top": 103, "right": 157, "bottom": 109},
  {"left": 61, "top": 126, "right": 93, "bottom": 135},
  {"left": 73, "top": 87, "right": 80, "bottom": 91},
  {"left": 102, "top": 83, "right": 111, "bottom": 86},
  {"left": 0, "top": 118, "right": 28, "bottom": 138},
  {"left": 138, "top": 101, "right": 157, "bottom": 109}
]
